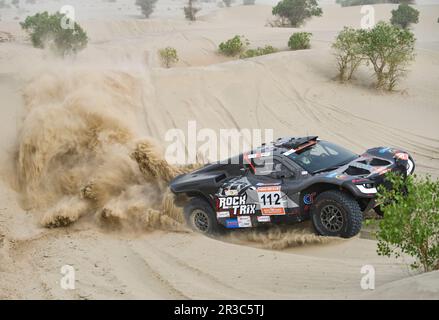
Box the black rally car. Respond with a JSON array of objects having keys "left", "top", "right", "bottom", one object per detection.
[{"left": 170, "top": 136, "right": 415, "bottom": 238}]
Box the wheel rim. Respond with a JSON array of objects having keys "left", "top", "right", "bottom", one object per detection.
[
  {"left": 320, "top": 204, "right": 344, "bottom": 232},
  {"left": 192, "top": 209, "right": 209, "bottom": 233}
]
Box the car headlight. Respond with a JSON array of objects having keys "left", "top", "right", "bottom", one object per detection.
[
  {"left": 407, "top": 159, "right": 414, "bottom": 175},
  {"left": 356, "top": 184, "right": 377, "bottom": 194}
]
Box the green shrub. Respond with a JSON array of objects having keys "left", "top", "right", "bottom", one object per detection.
[
  {"left": 218, "top": 35, "right": 249, "bottom": 56},
  {"left": 359, "top": 22, "right": 415, "bottom": 90},
  {"left": 136, "top": 0, "right": 158, "bottom": 18},
  {"left": 20, "top": 11, "right": 88, "bottom": 56},
  {"left": 243, "top": 0, "right": 256, "bottom": 5},
  {"left": 288, "top": 32, "right": 312, "bottom": 50},
  {"left": 332, "top": 27, "right": 364, "bottom": 81},
  {"left": 376, "top": 173, "right": 439, "bottom": 272},
  {"left": 391, "top": 4, "right": 419, "bottom": 29},
  {"left": 159, "top": 47, "right": 179, "bottom": 68},
  {"left": 272, "top": 0, "right": 322, "bottom": 27},
  {"left": 332, "top": 22, "right": 415, "bottom": 90},
  {"left": 184, "top": 0, "right": 200, "bottom": 21},
  {"left": 240, "top": 45, "right": 278, "bottom": 58}
]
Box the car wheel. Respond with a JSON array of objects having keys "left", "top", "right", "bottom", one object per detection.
[
  {"left": 311, "top": 190, "right": 362, "bottom": 238},
  {"left": 184, "top": 197, "right": 221, "bottom": 235}
]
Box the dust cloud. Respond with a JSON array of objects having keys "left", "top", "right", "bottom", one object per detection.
[
  {"left": 14, "top": 66, "right": 187, "bottom": 232},
  {"left": 223, "top": 223, "right": 338, "bottom": 249}
]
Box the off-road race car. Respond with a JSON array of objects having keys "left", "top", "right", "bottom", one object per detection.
[{"left": 170, "top": 136, "right": 415, "bottom": 238}]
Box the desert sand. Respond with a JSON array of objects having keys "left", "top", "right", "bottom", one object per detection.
[{"left": 0, "top": 0, "right": 438, "bottom": 299}]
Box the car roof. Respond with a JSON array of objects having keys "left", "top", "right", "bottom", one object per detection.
[{"left": 247, "top": 136, "right": 319, "bottom": 158}]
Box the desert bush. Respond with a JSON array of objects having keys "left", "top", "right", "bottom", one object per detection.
[
  {"left": 336, "top": 0, "right": 413, "bottom": 7},
  {"left": 20, "top": 11, "right": 88, "bottom": 56},
  {"left": 288, "top": 32, "right": 312, "bottom": 50},
  {"left": 184, "top": 0, "right": 201, "bottom": 21},
  {"left": 332, "top": 27, "right": 364, "bottom": 81},
  {"left": 136, "top": 0, "right": 158, "bottom": 18},
  {"left": 240, "top": 45, "right": 278, "bottom": 58},
  {"left": 359, "top": 22, "right": 415, "bottom": 90},
  {"left": 272, "top": 0, "right": 322, "bottom": 27},
  {"left": 218, "top": 35, "right": 249, "bottom": 56},
  {"left": 223, "top": 0, "right": 232, "bottom": 7},
  {"left": 243, "top": 0, "right": 256, "bottom": 5},
  {"left": 332, "top": 22, "right": 415, "bottom": 90},
  {"left": 391, "top": 4, "right": 419, "bottom": 29},
  {"left": 376, "top": 173, "right": 439, "bottom": 272},
  {"left": 159, "top": 47, "right": 179, "bottom": 68}
]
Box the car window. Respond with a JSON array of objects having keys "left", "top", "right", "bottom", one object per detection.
[
  {"left": 287, "top": 140, "right": 358, "bottom": 173},
  {"left": 251, "top": 158, "right": 292, "bottom": 179}
]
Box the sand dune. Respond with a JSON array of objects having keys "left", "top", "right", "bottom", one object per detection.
[{"left": 0, "top": 2, "right": 438, "bottom": 299}]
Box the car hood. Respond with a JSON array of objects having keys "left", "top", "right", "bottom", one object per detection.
[{"left": 321, "top": 146, "right": 414, "bottom": 181}]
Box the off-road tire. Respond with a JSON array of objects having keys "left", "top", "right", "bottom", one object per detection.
[
  {"left": 311, "top": 190, "right": 362, "bottom": 238},
  {"left": 184, "top": 197, "right": 221, "bottom": 235}
]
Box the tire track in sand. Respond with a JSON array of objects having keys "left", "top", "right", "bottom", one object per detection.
[{"left": 130, "top": 237, "right": 253, "bottom": 299}]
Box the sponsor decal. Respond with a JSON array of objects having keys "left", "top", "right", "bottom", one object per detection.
[
  {"left": 379, "top": 147, "right": 392, "bottom": 154},
  {"left": 395, "top": 152, "right": 409, "bottom": 161},
  {"left": 256, "top": 182, "right": 281, "bottom": 186},
  {"left": 225, "top": 218, "right": 239, "bottom": 229},
  {"left": 326, "top": 172, "right": 338, "bottom": 178},
  {"left": 237, "top": 216, "right": 252, "bottom": 228},
  {"left": 374, "top": 166, "right": 391, "bottom": 175},
  {"left": 257, "top": 186, "right": 286, "bottom": 215},
  {"left": 303, "top": 193, "right": 314, "bottom": 205},
  {"left": 216, "top": 211, "right": 230, "bottom": 218},
  {"left": 352, "top": 178, "right": 368, "bottom": 183},
  {"left": 224, "top": 189, "right": 238, "bottom": 196},
  {"left": 257, "top": 216, "right": 271, "bottom": 223},
  {"left": 218, "top": 194, "right": 256, "bottom": 215},
  {"left": 301, "top": 171, "right": 308, "bottom": 175},
  {"left": 283, "top": 149, "right": 296, "bottom": 156},
  {"left": 247, "top": 152, "right": 271, "bottom": 159},
  {"left": 336, "top": 174, "right": 350, "bottom": 180}
]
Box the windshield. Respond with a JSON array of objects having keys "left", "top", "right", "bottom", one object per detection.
[{"left": 286, "top": 140, "right": 358, "bottom": 174}]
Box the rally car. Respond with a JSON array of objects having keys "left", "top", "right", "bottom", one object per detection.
[{"left": 170, "top": 136, "right": 415, "bottom": 238}]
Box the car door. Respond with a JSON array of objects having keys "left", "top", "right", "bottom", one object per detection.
[
  {"left": 247, "top": 156, "right": 300, "bottom": 216},
  {"left": 279, "top": 157, "right": 314, "bottom": 215},
  {"left": 271, "top": 157, "right": 302, "bottom": 215}
]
